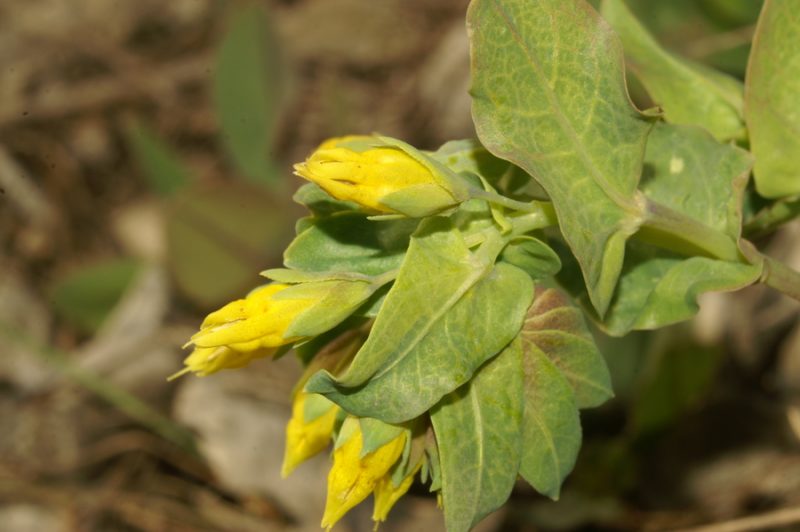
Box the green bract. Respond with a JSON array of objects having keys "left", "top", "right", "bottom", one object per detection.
[{"left": 180, "top": 1, "right": 800, "bottom": 531}]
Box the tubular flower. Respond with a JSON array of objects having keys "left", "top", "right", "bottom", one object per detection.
[
  {"left": 281, "top": 392, "right": 339, "bottom": 478},
  {"left": 170, "top": 345, "right": 276, "bottom": 379},
  {"left": 294, "top": 136, "right": 466, "bottom": 217},
  {"left": 372, "top": 461, "right": 423, "bottom": 526},
  {"left": 189, "top": 283, "right": 315, "bottom": 352},
  {"left": 321, "top": 422, "right": 406, "bottom": 530}
]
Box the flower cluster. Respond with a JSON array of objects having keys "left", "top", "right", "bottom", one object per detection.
[
  {"left": 177, "top": 133, "right": 609, "bottom": 531},
  {"left": 177, "top": 135, "right": 462, "bottom": 529}
]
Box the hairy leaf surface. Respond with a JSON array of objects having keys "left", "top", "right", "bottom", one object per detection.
[
  {"left": 519, "top": 335, "right": 581, "bottom": 499},
  {"left": 283, "top": 213, "right": 417, "bottom": 276},
  {"left": 560, "top": 123, "right": 760, "bottom": 335},
  {"left": 521, "top": 288, "right": 612, "bottom": 408},
  {"left": 469, "top": 0, "right": 652, "bottom": 316},
  {"left": 431, "top": 340, "right": 523, "bottom": 532},
  {"left": 306, "top": 219, "right": 533, "bottom": 423}
]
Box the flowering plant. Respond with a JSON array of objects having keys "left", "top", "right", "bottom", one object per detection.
[{"left": 176, "top": 0, "right": 800, "bottom": 530}]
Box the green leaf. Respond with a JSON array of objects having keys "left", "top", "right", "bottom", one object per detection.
[
  {"left": 293, "top": 183, "right": 360, "bottom": 217},
  {"left": 469, "top": 0, "right": 652, "bottom": 316},
  {"left": 50, "top": 258, "right": 141, "bottom": 333},
  {"left": 745, "top": 0, "right": 800, "bottom": 198},
  {"left": 500, "top": 237, "right": 562, "bottom": 280},
  {"left": 431, "top": 339, "right": 524, "bottom": 532},
  {"left": 280, "top": 280, "right": 378, "bottom": 339},
  {"left": 260, "top": 268, "right": 372, "bottom": 284},
  {"left": 433, "top": 139, "right": 510, "bottom": 179},
  {"left": 359, "top": 417, "right": 405, "bottom": 457},
  {"left": 639, "top": 123, "right": 752, "bottom": 238},
  {"left": 433, "top": 140, "right": 545, "bottom": 200},
  {"left": 423, "top": 430, "right": 443, "bottom": 492},
  {"left": 602, "top": 243, "right": 760, "bottom": 335},
  {"left": 125, "top": 120, "right": 189, "bottom": 196},
  {"left": 305, "top": 219, "right": 534, "bottom": 423},
  {"left": 601, "top": 0, "right": 745, "bottom": 141},
  {"left": 390, "top": 423, "right": 426, "bottom": 486},
  {"left": 283, "top": 213, "right": 418, "bottom": 276},
  {"left": 521, "top": 288, "right": 612, "bottom": 408},
  {"left": 213, "top": 3, "right": 283, "bottom": 185},
  {"left": 580, "top": 123, "right": 760, "bottom": 335},
  {"left": 166, "top": 183, "right": 293, "bottom": 308},
  {"left": 519, "top": 335, "right": 581, "bottom": 499}
]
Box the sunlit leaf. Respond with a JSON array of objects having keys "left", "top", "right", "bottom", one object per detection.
[
  {"left": 431, "top": 340, "right": 524, "bottom": 532},
  {"left": 559, "top": 122, "right": 760, "bottom": 335},
  {"left": 469, "top": 0, "right": 652, "bottom": 316},
  {"left": 519, "top": 334, "right": 581, "bottom": 499},
  {"left": 745, "top": 0, "right": 800, "bottom": 198},
  {"left": 601, "top": 0, "right": 745, "bottom": 141},
  {"left": 521, "top": 288, "right": 612, "bottom": 408},
  {"left": 306, "top": 218, "right": 534, "bottom": 423},
  {"left": 284, "top": 213, "right": 418, "bottom": 276}
]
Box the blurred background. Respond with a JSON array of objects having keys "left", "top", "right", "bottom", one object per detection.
[{"left": 1, "top": 0, "right": 798, "bottom": 530}]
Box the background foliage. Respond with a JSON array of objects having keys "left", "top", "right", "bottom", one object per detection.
[{"left": 1, "top": 0, "right": 799, "bottom": 531}]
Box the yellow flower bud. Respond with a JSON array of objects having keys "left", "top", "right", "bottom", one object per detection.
[
  {"left": 321, "top": 421, "right": 406, "bottom": 530},
  {"left": 169, "top": 344, "right": 275, "bottom": 379},
  {"left": 189, "top": 283, "right": 315, "bottom": 352},
  {"left": 372, "top": 462, "right": 422, "bottom": 525},
  {"left": 281, "top": 392, "right": 339, "bottom": 478},
  {"left": 294, "top": 136, "right": 466, "bottom": 217}
]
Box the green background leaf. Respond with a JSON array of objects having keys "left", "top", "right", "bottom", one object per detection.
[
  {"left": 469, "top": 0, "right": 652, "bottom": 316},
  {"left": 50, "top": 258, "right": 141, "bottom": 333},
  {"left": 166, "top": 183, "right": 293, "bottom": 308},
  {"left": 601, "top": 0, "right": 745, "bottom": 141},
  {"left": 214, "top": 3, "right": 283, "bottom": 185},
  {"left": 431, "top": 340, "right": 523, "bottom": 532},
  {"left": 630, "top": 335, "right": 721, "bottom": 436},
  {"left": 125, "top": 120, "right": 189, "bottom": 197},
  {"left": 745, "top": 0, "right": 800, "bottom": 198}
]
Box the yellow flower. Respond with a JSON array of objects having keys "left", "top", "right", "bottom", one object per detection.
[
  {"left": 189, "top": 283, "right": 314, "bottom": 352},
  {"left": 372, "top": 461, "right": 422, "bottom": 525},
  {"left": 294, "top": 135, "right": 465, "bottom": 217},
  {"left": 170, "top": 344, "right": 276, "bottom": 379},
  {"left": 281, "top": 392, "right": 339, "bottom": 478},
  {"left": 322, "top": 420, "right": 406, "bottom": 530}
]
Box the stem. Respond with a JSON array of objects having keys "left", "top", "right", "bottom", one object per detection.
[
  {"left": 743, "top": 198, "right": 800, "bottom": 239},
  {"left": 761, "top": 255, "right": 800, "bottom": 301},
  {"left": 463, "top": 204, "right": 558, "bottom": 249},
  {"left": 639, "top": 198, "right": 741, "bottom": 262},
  {"left": 643, "top": 201, "right": 800, "bottom": 302},
  {"left": 470, "top": 188, "right": 555, "bottom": 215}
]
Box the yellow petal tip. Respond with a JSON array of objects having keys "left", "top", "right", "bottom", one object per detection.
[{"left": 167, "top": 367, "right": 192, "bottom": 381}]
